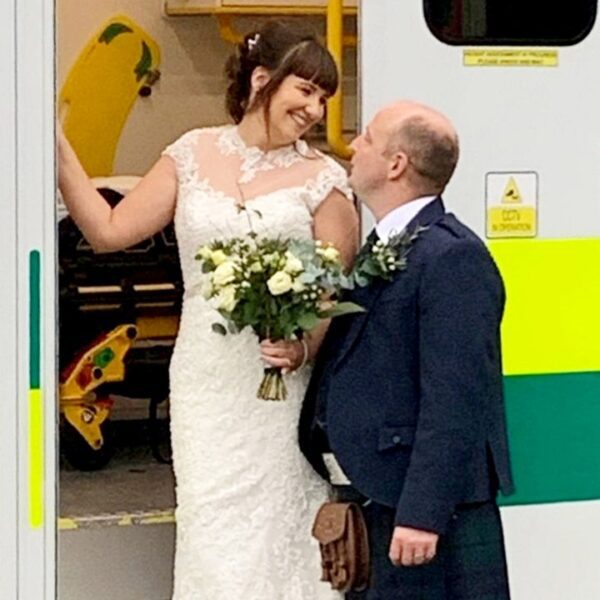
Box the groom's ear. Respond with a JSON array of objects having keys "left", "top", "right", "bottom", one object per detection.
[{"left": 387, "top": 151, "right": 409, "bottom": 182}]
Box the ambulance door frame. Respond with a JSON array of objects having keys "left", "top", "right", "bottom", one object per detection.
[
  {"left": 3, "top": 0, "right": 57, "bottom": 597},
  {"left": 0, "top": 0, "right": 19, "bottom": 594}
]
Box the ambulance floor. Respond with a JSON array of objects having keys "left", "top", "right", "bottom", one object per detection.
[
  {"left": 58, "top": 421, "right": 176, "bottom": 600},
  {"left": 59, "top": 420, "right": 175, "bottom": 525}
]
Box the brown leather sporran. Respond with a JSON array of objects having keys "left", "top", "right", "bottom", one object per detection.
[{"left": 312, "top": 502, "right": 370, "bottom": 592}]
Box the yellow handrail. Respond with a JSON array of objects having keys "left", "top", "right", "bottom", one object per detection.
[
  {"left": 326, "top": 0, "right": 353, "bottom": 159},
  {"left": 165, "top": 4, "right": 358, "bottom": 17},
  {"left": 216, "top": 15, "right": 241, "bottom": 44}
]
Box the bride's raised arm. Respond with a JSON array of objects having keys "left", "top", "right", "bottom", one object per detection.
[{"left": 58, "top": 126, "right": 178, "bottom": 253}]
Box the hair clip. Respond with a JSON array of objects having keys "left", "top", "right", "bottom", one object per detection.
[{"left": 247, "top": 33, "right": 260, "bottom": 51}]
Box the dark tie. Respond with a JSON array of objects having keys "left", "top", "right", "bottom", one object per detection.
[
  {"left": 366, "top": 228, "right": 379, "bottom": 246},
  {"left": 356, "top": 228, "right": 379, "bottom": 260}
]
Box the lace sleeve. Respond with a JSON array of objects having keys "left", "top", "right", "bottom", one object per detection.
[
  {"left": 161, "top": 129, "right": 200, "bottom": 188},
  {"left": 303, "top": 155, "right": 353, "bottom": 214}
]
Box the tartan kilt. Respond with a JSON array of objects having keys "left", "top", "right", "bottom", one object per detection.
[{"left": 346, "top": 499, "right": 511, "bottom": 600}]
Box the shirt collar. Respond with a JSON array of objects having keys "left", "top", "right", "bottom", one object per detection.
[{"left": 375, "top": 195, "right": 437, "bottom": 243}]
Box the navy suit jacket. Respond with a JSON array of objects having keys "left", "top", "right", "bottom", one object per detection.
[{"left": 300, "top": 198, "right": 514, "bottom": 535}]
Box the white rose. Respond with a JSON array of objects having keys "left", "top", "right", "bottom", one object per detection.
[
  {"left": 249, "top": 261, "right": 263, "bottom": 273},
  {"left": 267, "top": 271, "right": 293, "bottom": 296},
  {"left": 212, "top": 261, "right": 236, "bottom": 287},
  {"left": 198, "top": 246, "right": 212, "bottom": 260},
  {"left": 263, "top": 252, "right": 281, "bottom": 268},
  {"left": 317, "top": 245, "right": 340, "bottom": 262},
  {"left": 216, "top": 285, "right": 237, "bottom": 313},
  {"left": 292, "top": 279, "right": 306, "bottom": 293},
  {"left": 283, "top": 252, "right": 304, "bottom": 275},
  {"left": 210, "top": 249, "right": 228, "bottom": 265}
]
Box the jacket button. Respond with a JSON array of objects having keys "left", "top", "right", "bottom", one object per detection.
[{"left": 392, "top": 435, "right": 401, "bottom": 444}]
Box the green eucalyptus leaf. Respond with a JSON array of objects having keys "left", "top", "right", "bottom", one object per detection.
[
  {"left": 320, "top": 301, "right": 366, "bottom": 318},
  {"left": 298, "top": 272, "right": 317, "bottom": 284},
  {"left": 339, "top": 274, "right": 355, "bottom": 289},
  {"left": 361, "top": 261, "right": 380, "bottom": 276},
  {"left": 297, "top": 313, "right": 319, "bottom": 331}
]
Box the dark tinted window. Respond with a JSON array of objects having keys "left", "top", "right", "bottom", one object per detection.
[{"left": 424, "top": 1, "right": 597, "bottom": 46}]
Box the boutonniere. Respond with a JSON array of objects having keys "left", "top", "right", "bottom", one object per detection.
[{"left": 352, "top": 225, "right": 428, "bottom": 287}]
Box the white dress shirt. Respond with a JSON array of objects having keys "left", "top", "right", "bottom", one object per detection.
[{"left": 375, "top": 195, "right": 438, "bottom": 243}]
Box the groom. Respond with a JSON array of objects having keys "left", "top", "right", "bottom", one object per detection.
[{"left": 300, "top": 101, "right": 514, "bottom": 599}]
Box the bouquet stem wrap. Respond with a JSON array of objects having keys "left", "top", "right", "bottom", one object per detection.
[{"left": 258, "top": 367, "right": 287, "bottom": 401}]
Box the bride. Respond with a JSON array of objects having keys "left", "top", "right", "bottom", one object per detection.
[{"left": 58, "top": 20, "right": 359, "bottom": 599}]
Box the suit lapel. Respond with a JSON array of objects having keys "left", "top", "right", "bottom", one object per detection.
[{"left": 333, "top": 197, "right": 446, "bottom": 369}]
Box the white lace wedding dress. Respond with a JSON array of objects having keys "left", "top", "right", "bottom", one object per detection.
[{"left": 163, "top": 125, "right": 351, "bottom": 600}]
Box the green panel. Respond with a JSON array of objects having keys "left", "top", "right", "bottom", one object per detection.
[
  {"left": 29, "top": 250, "right": 40, "bottom": 389},
  {"left": 499, "top": 372, "right": 600, "bottom": 506}
]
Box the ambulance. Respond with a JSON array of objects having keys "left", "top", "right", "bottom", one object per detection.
[{"left": 2, "top": 1, "right": 598, "bottom": 598}]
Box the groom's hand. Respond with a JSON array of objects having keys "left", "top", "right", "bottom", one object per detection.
[{"left": 389, "top": 526, "right": 439, "bottom": 567}]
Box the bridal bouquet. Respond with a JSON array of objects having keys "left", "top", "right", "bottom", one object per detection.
[{"left": 196, "top": 236, "right": 363, "bottom": 401}]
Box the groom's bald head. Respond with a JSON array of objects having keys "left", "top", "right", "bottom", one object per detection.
[
  {"left": 349, "top": 100, "right": 459, "bottom": 218},
  {"left": 378, "top": 100, "right": 459, "bottom": 195}
]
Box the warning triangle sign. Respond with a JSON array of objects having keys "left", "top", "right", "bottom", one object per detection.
[{"left": 502, "top": 177, "right": 522, "bottom": 204}]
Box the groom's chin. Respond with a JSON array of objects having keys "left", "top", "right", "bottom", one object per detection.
[{"left": 348, "top": 179, "right": 366, "bottom": 201}]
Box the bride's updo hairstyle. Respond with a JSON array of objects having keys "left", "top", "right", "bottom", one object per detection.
[{"left": 225, "top": 21, "right": 339, "bottom": 125}]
